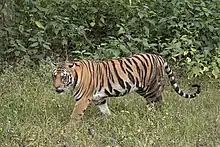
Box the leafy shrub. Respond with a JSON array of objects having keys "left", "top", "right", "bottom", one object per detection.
[{"left": 1, "top": 0, "right": 220, "bottom": 78}]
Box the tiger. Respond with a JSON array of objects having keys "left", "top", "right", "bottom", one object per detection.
[{"left": 52, "top": 53, "right": 200, "bottom": 121}]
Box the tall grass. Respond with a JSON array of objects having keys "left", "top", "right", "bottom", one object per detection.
[{"left": 0, "top": 65, "right": 220, "bottom": 147}]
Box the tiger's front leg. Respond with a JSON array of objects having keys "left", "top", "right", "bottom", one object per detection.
[
  {"left": 70, "top": 97, "right": 92, "bottom": 121},
  {"left": 93, "top": 99, "right": 111, "bottom": 115}
]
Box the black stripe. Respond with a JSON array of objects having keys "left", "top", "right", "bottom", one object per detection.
[
  {"left": 165, "top": 64, "right": 169, "bottom": 69},
  {"left": 73, "top": 89, "right": 80, "bottom": 97},
  {"left": 66, "top": 76, "right": 72, "bottom": 86},
  {"left": 79, "top": 87, "right": 89, "bottom": 100},
  {"left": 136, "top": 88, "right": 144, "bottom": 93},
  {"left": 127, "top": 70, "right": 135, "bottom": 84},
  {"left": 133, "top": 55, "right": 146, "bottom": 69},
  {"left": 107, "top": 79, "right": 113, "bottom": 93},
  {"left": 114, "top": 89, "right": 121, "bottom": 96},
  {"left": 136, "top": 77, "right": 140, "bottom": 88},
  {"left": 87, "top": 61, "right": 93, "bottom": 92},
  {"left": 101, "top": 62, "right": 111, "bottom": 91},
  {"left": 133, "top": 55, "right": 148, "bottom": 86},
  {"left": 125, "top": 81, "right": 131, "bottom": 92},
  {"left": 104, "top": 89, "right": 112, "bottom": 97},
  {"left": 158, "top": 57, "right": 164, "bottom": 68},
  {"left": 179, "top": 90, "right": 184, "bottom": 96},
  {"left": 148, "top": 93, "right": 157, "bottom": 99},
  {"left": 96, "top": 63, "right": 100, "bottom": 88},
  {"left": 145, "top": 87, "right": 159, "bottom": 98},
  {"left": 75, "top": 98, "right": 80, "bottom": 101},
  {"left": 98, "top": 75, "right": 104, "bottom": 91},
  {"left": 111, "top": 61, "right": 125, "bottom": 89},
  {"left": 167, "top": 70, "right": 172, "bottom": 77},
  {"left": 143, "top": 86, "right": 150, "bottom": 93},
  {"left": 170, "top": 79, "right": 176, "bottom": 85},
  {"left": 146, "top": 54, "right": 153, "bottom": 83},
  {"left": 119, "top": 59, "right": 126, "bottom": 73},
  {"left": 132, "top": 58, "right": 142, "bottom": 79},
  {"left": 72, "top": 72, "right": 78, "bottom": 89},
  {"left": 106, "top": 62, "right": 115, "bottom": 83},
  {"left": 124, "top": 60, "right": 133, "bottom": 72},
  {"left": 174, "top": 86, "right": 180, "bottom": 93},
  {"left": 139, "top": 54, "right": 149, "bottom": 67},
  {"left": 144, "top": 83, "right": 160, "bottom": 98},
  {"left": 87, "top": 60, "right": 92, "bottom": 73},
  {"left": 127, "top": 58, "right": 133, "bottom": 65},
  {"left": 99, "top": 99, "right": 107, "bottom": 105}
]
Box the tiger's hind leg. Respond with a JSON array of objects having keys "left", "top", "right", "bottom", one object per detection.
[
  {"left": 149, "top": 95, "right": 163, "bottom": 111},
  {"left": 145, "top": 94, "right": 163, "bottom": 108},
  {"left": 136, "top": 85, "right": 164, "bottom": 110},
  {"left": 143, "top": 93, "right": 163, "bottom": 111},
  {"left": 93, "top": 99, "right": 111, "bottom": 115}
]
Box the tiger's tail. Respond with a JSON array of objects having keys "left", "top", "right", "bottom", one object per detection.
[{"left": 164, "top": 62, "right": 201, "bottom": 98}]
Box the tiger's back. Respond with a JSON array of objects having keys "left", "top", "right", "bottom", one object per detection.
[
  {"left": 92, "top": 53, "right": 165, "bottom": 103},
  {"left": 52, "top": 53, "right": 200, "bottom": 121}
]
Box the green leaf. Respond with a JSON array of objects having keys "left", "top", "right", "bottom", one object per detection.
[
  {"left": 100, "top": 17, "right": 105, "bottom": 24},
  {"left": 112, "top": 49, "right": 120, "bottom": 57},
  {"left": 174, "top": 42, "right": 181, "bottom": 49},
  {"left": 133, "top": 38, "right": 142, "bottom": 42},
  {"left": 119, "top": 44, "right": 130, "bottom": 53},
  {"left": 143, "top": 26, "right": 149, "bottom": 38},
  {"left": 118, "top": 27, "right": 125, "bottom": 35},
  {"left": 186, "top": 57, "right": 191, "bottom": 63},
  {"left": 18, "top": 46, "right": 27, "bottom": 52},
  {"left": 28, "top": 38, "right": 37, "bottom": 42},
  {"left": 30, "top": 42, "right": 39, "bottom": 47},
  {"left": 54, "top": 29, "right": 59, "bottom": 35},
  {"left": 212, "top": 67, "right": 219, "bottom": 79},
  {"left": 203, "top": 66, "right": 209, "bottom": 72},
  {"left": 71, "top": 4, "right": 77, "bottom": 10},
  {"left": 216, "top": 58, "right": 220, "bottom": 65},
  {"left": 62, "top": 40, "right": 68, "bottom": 46},
  {"left": 217, "top": 2, "right": 220, "bottom": 9},
  {"left": 183, "top": 50, "right": 188, "bottom": 56},
  {"left": 15, "top": 51, "right": 20, "bottom": 56},
  {"left": 138, "top": 12, "right": 144, "bottom": 19},
  {"left": 35, "top": 21, "right": 45, "bottom": 29},
  {"left": 142, "top": 39, "right": 148, "bottom": 47},
  {"left": 43, "top": 44, "right": 50, "bottom": 50},
  {"left": 192, "top": 66, "right": 201, "bottom": 76},
  {"left": 208, "top": 25, "right": 214, "bottom": 32},
  {"left": 19, "top": 25, "right": 24, "bottom": 32},
  {"left": 4, "top": 48, "right": 15, "bottom": 53},
  {"left": 90, "top": 22, "right": 95, "bottom": 27}
]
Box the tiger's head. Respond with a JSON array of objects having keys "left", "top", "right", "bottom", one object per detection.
[{"left": 52, "top": 62, "right": 76, "bottom": 94}]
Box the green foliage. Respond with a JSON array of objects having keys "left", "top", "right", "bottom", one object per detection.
[{"left": 1, "top": 0, "right": 220, "bottom": 78}]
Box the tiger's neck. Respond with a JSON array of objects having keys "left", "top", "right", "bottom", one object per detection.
[{"left": 72, "top": 61, "right": 96, "bottom": 100}]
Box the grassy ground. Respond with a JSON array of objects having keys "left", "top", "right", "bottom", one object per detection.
[{"left": 0, "top": 65, "right": 220, "bottom": 147}]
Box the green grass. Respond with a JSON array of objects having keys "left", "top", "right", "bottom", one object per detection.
[{"left": 0, "top": 65, "right": 220, "bottom": 147}]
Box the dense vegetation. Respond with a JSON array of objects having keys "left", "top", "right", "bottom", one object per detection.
[
  {"left": 1, "top": 0, "right": 220, "bottom": 146},
  {"left": 1, "top": 0, "right": 220, "bottom": 77}
]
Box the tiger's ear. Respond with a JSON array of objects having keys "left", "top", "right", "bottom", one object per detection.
[{"left": 68, "top": 63, "right": 75, "bottom": 68}]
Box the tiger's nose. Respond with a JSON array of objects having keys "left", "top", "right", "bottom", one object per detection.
[{"left": 56, "top": 88, "right": 64, "bottom": 93}]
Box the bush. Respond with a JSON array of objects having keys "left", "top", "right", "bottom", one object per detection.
[{"left": 1, "top": 0, "right": 220, "bottom": 77}]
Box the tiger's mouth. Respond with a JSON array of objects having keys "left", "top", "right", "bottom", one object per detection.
[{"left": 55, "top": 88, "right": 64, "bottom": 94}]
